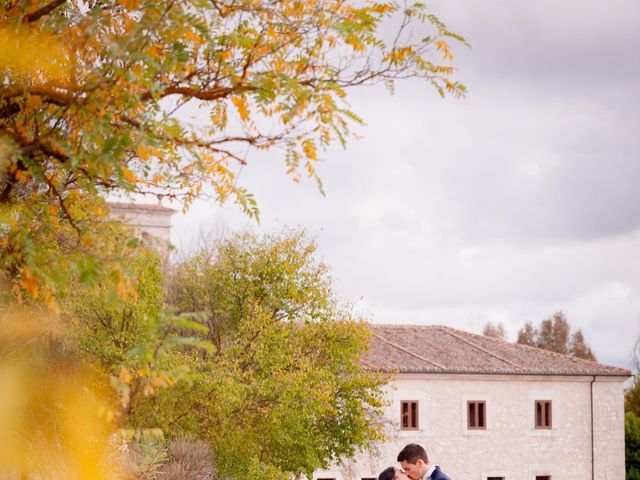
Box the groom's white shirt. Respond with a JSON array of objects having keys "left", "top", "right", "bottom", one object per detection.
[{"left": 422, "top": 465, "right": 436, "bottom": 480}]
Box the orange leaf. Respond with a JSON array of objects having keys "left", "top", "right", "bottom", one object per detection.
[
  {"left": 136, "top": 144, "right": 150, "bottom": 161},
  {"left": 19, "top": 269, "right": 39, "bottom": 299},
  {"left": 232, "top": 96, "right": 250, "bottom": 122},
  {"left": 118, "top": 367, "right": 133, "bottom": 384},
  {"left": 121, "top": 166, "right": 138, "bottom": 183},
  {"left": 302, "top": 140, "right": 317, "bottom": 160},
  {"left": 117, "top": 0, "right": 142, "bottom": 10}
]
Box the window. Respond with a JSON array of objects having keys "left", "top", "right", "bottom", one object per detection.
[
  {"left": 467, "top": 400, "right": 486, "bottom": 429},
  {"left": 535, "top": 400, "right": 552, "bottom": 429},
  {"left": 535, "top": 477, "right": 551, "bottom": 480},
  {"left": 487, "top": 477, "right": 505, "bottom": 480},
  {"left": 401, "top": 400, "right": 419, "bottom": 430},
  {"left": 361, "top": 477, "right": 377, "bottom": 480}
]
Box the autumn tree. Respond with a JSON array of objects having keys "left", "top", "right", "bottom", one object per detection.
[
  {"left": 569, "top": 329, "right": 594, "bottom": 359},
  {"left": 129, "top": 229, "right": 387, "bottom": 480},
  {"left": 0, "top": 0, "right": 465, "bottom": 304},
  {"left": 516, "top": 311, "right": 596, "bottom": 361},
  {"left": 516, "top": 321, "right": 535, "bottom": 345},
  {"left": 482, "top": 321, "right": 506, "bottom": 340},
  {"left": 625, "top": 336, "right": 640, "bottom": 417},
  {"left": 626, "top": 378, "right": 640, "bottom": 418}
]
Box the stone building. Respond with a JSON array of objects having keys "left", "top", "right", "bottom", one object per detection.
[
  {"left": 108, "top": 202, "right": 176, "bottom": 262},
  {"left": 314, "top": 325, "right": 630, "bottom": 480}
]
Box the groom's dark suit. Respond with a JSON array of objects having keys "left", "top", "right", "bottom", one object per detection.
[{"left": 425, "top": 466, "right": 451, "bottom": 480}]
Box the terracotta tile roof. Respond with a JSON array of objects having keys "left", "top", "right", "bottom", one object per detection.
[{"left": 363, "top": 324, "right": 631, "bottom": 377}]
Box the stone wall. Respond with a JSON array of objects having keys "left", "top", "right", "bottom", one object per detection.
[
  {"left": 314, "top": 373, "right": 627, "bottom": 480},
  {"left": 108, "top": 202, "right": 175, "bottom": 262}
]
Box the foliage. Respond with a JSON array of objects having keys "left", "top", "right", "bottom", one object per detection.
[
  {"left": 130, "top": 230, "right": 388, "bottom": 480},
  {"left": 568, "top": 329, "right": 595, "bottom": 360},
  {"left": 0, "top": 308, "right": 124, "bottom": 479},
  {"left": 65, "top": 247, "right": 213, "bottom": 415},
  {"left": 625, "top": 336, "right": 640, "bottom": 417},
  {"left": 626, "top": 412, "right": 640, "bottom": 480},
  {"left": 0, "top": 0, "right": 466, "bottom": 304},
  {"left": 482, "top": 321, "right": 505, "bottom": 340},
  {"left": 66, "top": 249, "right": 163, "bottom": 368},
  {"left": 626, "top": 379, "right": 640, "bottom": 418},
  {"left": 516, "top": 311, "right": 596, "bottom": 361}
]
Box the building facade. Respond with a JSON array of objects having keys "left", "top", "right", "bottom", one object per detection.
[
  {"left": 108, "top": 202, "right": 176, "bottom": 262},
  {"left": 314, "top": 325, "right": 630, "bottom": 480}
]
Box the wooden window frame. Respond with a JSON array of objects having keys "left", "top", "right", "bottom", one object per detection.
[
  {"left": 534, "top": 400, "right": 552, "bottom": 429},
  {"left": 467, "top": 400, "right": 486, "bottom": 430},
  {"left": 400, "top": 400, "right": 419, "bottom": 430}
]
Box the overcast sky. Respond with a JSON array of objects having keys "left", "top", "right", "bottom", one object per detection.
[{"left": 170, "top": 0, "right": 640, "bottom": 370}]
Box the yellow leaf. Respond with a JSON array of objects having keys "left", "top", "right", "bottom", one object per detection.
[
  {"left": 184, "top": 30, "right": 203, "bottom": 45},
  {"left": 146, "top": 44, "right": 164, "bottom": 59},
  {"left": 231, "top": 95, "right": 250, "bottom": 122},
  {"left": 302, "top": 140, "right": 317, "bottom": 160},
  {"left": 0, "top": 27, "right": 71, "bottom": 83},
  {"left": 136, "top": 144, "right": 150, "bottom": 161},
  {"left": 118, "top": 0, "right": 142, "bottom": 10},
  {"left": 435, "top": 40, "right": 454, "bottom": 62},
  {"left": 121, "top": 166, "right": 138, "bottom": 183}
]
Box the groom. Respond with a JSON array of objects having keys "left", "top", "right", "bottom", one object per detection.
[{"left": 397, "top": 443, "right": 451, "bottom": 480}]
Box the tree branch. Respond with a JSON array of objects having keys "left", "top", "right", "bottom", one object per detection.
[
  {"left": 0, "top": 101, "right": 21, "bottom": 119},
  {"left": 25, "top": 0, "right": 68, "bottom": 23},
  {"left": 0, "top": 86, "right": 78, "bottom": 106},
  {"left": 44, "top": 173, "right": 81, "bottom": 236},
  {"left": 152, "top": 84, "right": 256, "bottom": 101}
]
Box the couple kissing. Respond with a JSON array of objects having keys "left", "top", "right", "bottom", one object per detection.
[{"left": 378, "top": 444, "right": 450, "bottom": 480}]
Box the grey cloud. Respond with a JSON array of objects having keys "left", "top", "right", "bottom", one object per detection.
[
  {"left": 172, "top": 0, "right": 640, "bottom": 371},
  {"left": 435, "top": 0, "right": 640, "bottom": 88}
]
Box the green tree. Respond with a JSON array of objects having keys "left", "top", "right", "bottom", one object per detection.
[
  {"left": 626, "top": 412, "right": 640, "bottom": 480},
  {"left": 516, "top": 312, "right": 596, "bottom": 361},
  {"left": 130, "top": 230, "right": 388, "bottom": 480},
  {"left": 64, "top": 245, "right": 213, "bottom": 417},
  {"left": 66, "top": 250, "right": 163, "bottom": 370},
  {"left": 0, "top": 0, "right": 465, "bottom": 304}
]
